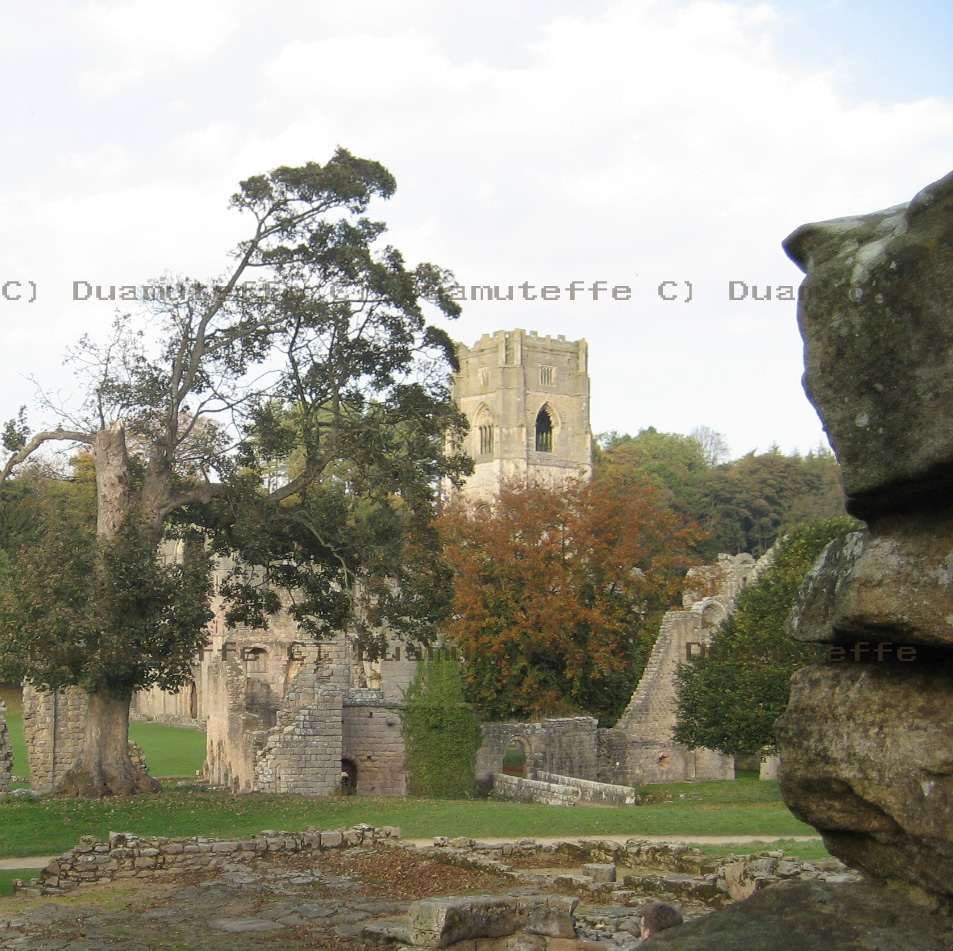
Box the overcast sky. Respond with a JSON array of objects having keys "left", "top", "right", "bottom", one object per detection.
[{"left": 2, "top": 0, "right": 952, "bottom": 459}]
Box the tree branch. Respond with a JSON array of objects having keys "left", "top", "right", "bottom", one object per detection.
[{"left": 1, "top": 429, "right": 94, "bottom": 482}]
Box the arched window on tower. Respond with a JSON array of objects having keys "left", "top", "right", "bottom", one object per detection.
[
  {"left": 535, "top": 407, "right": 553, "bottom": 452},
  {"left": 475, "top": 407, "right": 494, "bottom": 456}
]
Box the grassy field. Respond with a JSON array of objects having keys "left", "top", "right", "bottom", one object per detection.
[
  {"left": 0, "top": 696, "right": 825, "bottom": 895},
  {"left": 3, "top": 712, "right": 207, "bottom": 782},
  {"left": 0, "top": 777, "right": 817, "bottom": 859}
]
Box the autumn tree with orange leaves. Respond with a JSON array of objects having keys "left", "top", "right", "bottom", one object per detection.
[{"left": 438, "top": 477, "right": 705, "bottom": 723}]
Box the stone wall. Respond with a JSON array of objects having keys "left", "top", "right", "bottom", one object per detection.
[
  {"left": 14, "top": 825, "right": 400, "bottom": 897},
  {"left": 343, "top": 690, "right": 406, "bottom": 796},
  {"left": 595, "top": 728, "right": 629, "bottom": 786},
  {"left": 491, "top": 773, "right": 581, "bottom": 806},
  {"left": 22, "top": 684, "right": 87, "bottom": 794},
  {"left": 255, "top": 669, "right": 343, "bottom": 796},
  {"left": 0, "top": 699, "right": 12, "bottom": 793},
  {"left": 203, "top": 657, "right": 266, "bottom": 791},
  {"left": 477, "top": 717, "right": 600, "bottom": 785},
  {"left": 614, "top": 552, "right": 769, "bottom": 784},
  {"left": 535, "top": 771, "right": 638, "bottom": 806}
]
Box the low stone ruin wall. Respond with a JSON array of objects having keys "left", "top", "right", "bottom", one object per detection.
[
  {"left": 129, "top": 711, "right": 207, "bottom": 731},
  {"left": 536, "top": 771, "right": 638, "bottom": 806},
  {"left": 13, "top": 824, "right": 400, "bottom": 897},
  {"left": 0, "top": 700, "right": 11, "bottom": 794},
  {"left": 427, "top": 836, "right": 860, "bottom": 908},
  {"left": 491, "top": 773, "right": 580, "bottom": 806}
]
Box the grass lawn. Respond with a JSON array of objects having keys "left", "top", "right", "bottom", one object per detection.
[
  {"left": 127, "top": 722, "right": 207, "bottom": 779},
  {"left": 0, "top": 776, "right": 818, "bottom": 861},
  {"left": 3, "top": 713, "right": 207, "bottom": 783}
]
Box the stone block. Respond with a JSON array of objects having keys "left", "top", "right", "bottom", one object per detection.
[
  {"left": 776, "top": 663, "right": 953, "bottom": 897},
  {"left": 409, "top": 896, "right": 523, "bottom": 948},
  {"left": 783, "top": 170, "right": 953, "bottom": 519},
  {"left": 581, "top": 864, "right": 616, "bottom": 884}
]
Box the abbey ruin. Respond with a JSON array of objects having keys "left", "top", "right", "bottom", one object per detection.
[{"left": 11, "top": 328, "right": 766, "bottom": 797}]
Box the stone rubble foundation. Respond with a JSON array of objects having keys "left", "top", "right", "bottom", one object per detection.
[{"left": 13, "top": 823, "right": 401, "bottom": 896}]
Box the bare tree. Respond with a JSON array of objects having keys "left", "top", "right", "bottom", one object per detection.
[{"left": 689, "top": 425, "right": 730, "bottom": 467}]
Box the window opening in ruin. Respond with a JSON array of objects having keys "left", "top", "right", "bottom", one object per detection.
[
  {"left": 535, "top": 408, "right": 553, "bottom": 452},
  {"left": 243, "top": 647, "right": 269, "bottom": 674},
  {"left": 502, "top": 740, "right": 527, "bottom": 777},
  {"left": 540, "top": 365, "right": 554, "bottom": 386},
  {"left": 340, "top": 758, "right": 358, "bottom": 795},
  {"left": 479, "top": 422, "right": 493, "bottom": 455}
]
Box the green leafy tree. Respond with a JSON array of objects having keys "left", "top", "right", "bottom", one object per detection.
[
  {"left": 401, "top": 657, "right": 481, "bottom": 798},
  {"left": 0, "top": 149, "right": 467, "bottom": 796},
  {"left": 697, "top": 448, "right": 845, "bottom": 556},
  {"left": 673, "top": 518, "right": 857, "bottom": 755},
  {"left": 599, "top": 430, "right": 845, "bottom": 559}
]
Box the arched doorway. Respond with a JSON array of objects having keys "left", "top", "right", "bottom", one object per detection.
[
  {"left": 502, "top": 739, "right": 528, "bottom": 777},
  {"left": 340, "top": 758, "right": 358, "bottom": 795}
]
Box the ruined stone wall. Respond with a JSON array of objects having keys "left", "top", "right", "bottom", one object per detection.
[
  {"left": 0, "top": 699, "right": 12, "bottom": 793},
  {"left": 254, "top": 667, "right": 343, "bottom": 796},
  {"left": 596, "top": 727, "right": 629, "bottom": 785},
  {"left": 614, "top": 552, "right": 769, "bottom": 785},
  {"left": 536, "top": 771, "right": 638, "bottom": 805},
  {"left": 476, "top": 717, "right": 600, "bottom": 785},
  {"left": 342, "top": 690, "right": 406, "bottom": 796},
  {"left": 15, "top": 825, "right": 400, "bottom": 897},
  {"left": 491, "top": 773, "right": 580, "bottom": 806},
  {"left": 203, "top": 658, "right": 266, "bottom": 792},
  {"left": 22, "top": 684, "right": 87, "bottom": 795}
]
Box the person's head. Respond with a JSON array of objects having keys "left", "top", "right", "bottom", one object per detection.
[{"left": 640, "top": 902, "right": 683, "bottom": 939}]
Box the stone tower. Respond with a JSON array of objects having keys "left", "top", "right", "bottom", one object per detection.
[{"left": 451, "top": 329, "right": 593, "bottom": 500}]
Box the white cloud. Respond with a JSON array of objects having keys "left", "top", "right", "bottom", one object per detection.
[{"left": 1, "top": 0, "right": 952, "bottom": 453}]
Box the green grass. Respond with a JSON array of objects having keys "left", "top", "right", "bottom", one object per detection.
[
  {"left": 2, "top": 712, "right": 206, "bottom": 782},
  {"left": 0, "top": 778, "right": 817, "bottom": 859},
  {"left": 4, "top": 713, "right": 27, "bottom": 782},
  {"left": 694, "top": 839, "right": 832, "bottom": 862},
  {"left": 127, "top": 722, "right": 207, "bottom": 778},
  {"left": 0, "top": 868, "right": 37, "bottom": 896}
]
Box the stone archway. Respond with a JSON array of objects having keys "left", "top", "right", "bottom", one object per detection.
[{"left": 502, "top": 738, "right": 529, "bottom": 777}]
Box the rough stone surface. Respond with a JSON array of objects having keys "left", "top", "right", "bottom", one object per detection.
[
  {"left": 640, "top": 880, "right": 953, "bottom": 950},
  {"left": 790, "top": 515, "right": 953, "bottom": 648},
  {"left": 783, "top": 169, "right": 953, "bottom": 519},
  {"left": 779, "top": 170, "right": 953, "bottom": 903},
  {"left": 0, "top": 700, "right": 12, "bottom": 794},
  {"left": 407, "top": 895, "right": 578, "bottom": 948},
  {"left": 776, "top": 664, "right": 953, "bottom": 897}
]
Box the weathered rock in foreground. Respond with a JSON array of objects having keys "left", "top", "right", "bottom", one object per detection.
[
  {"left": 643, "top": 880, "right": 953, "bottom": 951},
  {"left": 776, "top": 664, "right": 953, "bottom": 897},
  {"left": 783, "top": 169, "right": 953, "bottom": 520},
  {"left": 776, "top": 170, "right": 953, "bottom": 908}
]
